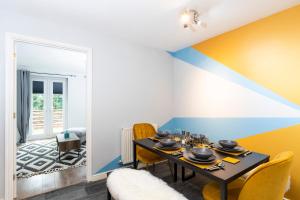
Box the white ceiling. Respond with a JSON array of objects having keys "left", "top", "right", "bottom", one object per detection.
[
  {"left": 3, "top": 0, "right": 300, "bottom": 51},
  {"left": 16, "top": 42, "right": 87, "bottom": 75}
]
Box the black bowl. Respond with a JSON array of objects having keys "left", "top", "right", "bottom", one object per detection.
[
  {"left": 219, "top": 140, "right": 238, "bottom": 149},
  {"left": 191, "top": 148, "right": 213, "bottom": 159},
  {"left": 159, "top": 138, "right": 176, "bottom": 147},
  {"left": 157, "top": 131, "right": 169, "bottom": 137}
]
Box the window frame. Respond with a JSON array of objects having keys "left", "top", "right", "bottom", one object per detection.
[{"left": 28, "top": 75, "right": 68, "bottom": 141}]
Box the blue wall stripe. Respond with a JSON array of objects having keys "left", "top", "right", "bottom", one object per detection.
[
  {"left": 97, "top": 155, "right": 122, "bottom": 174},
  {"left": 170, "top": 47, "right": 300, "bottom": 110},
  {"left": 159, "top": 117, "right": 300, "bottom": 142},
  {"left": 97, "top": 117, "right": 300, "bottom": 173}
]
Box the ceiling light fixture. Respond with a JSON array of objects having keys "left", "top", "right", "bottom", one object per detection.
[{"left": 180, "top": 9, "right": 206, "bottom": 31}]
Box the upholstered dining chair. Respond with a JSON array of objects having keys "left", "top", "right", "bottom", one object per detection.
[
  {"left": 202, "top": 151, "right": 294, "bottom": 200},
  {"left": 133, "top": 123, "right": 165, "bottom": 169}
]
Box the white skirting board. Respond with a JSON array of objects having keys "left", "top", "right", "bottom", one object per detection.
[{"left": 88, "top": 173, "right": 107, "bottom": 182}]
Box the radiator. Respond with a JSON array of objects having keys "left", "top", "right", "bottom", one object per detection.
[{"left": 121, "top": 124, "right": 157, "bottom": 165}]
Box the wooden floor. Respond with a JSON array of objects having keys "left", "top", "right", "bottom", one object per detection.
[
  {"left": 17, "top": 166, "right": 86, "bottom": 199},
  {"left": 25, "top": 163, "right": 211, "bottom": 200}
]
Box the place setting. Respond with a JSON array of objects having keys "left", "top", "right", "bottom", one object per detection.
[
  {"left": 183, "top": 147, "right": 216, "bottom": 164},
  {"left": 153, "top": 138, "right": 183, "bottom": 156},
  {"left": 154, "top": 130, "right": 171, "bottom": 139},
  {"left": 148, "top": 130, "right": 171, "bottom": 142},
  {"left": 214, "top": 140, "right": 250, "bottom": 156},
  {"left": 181, "top": 147, "right": 226, "bottom": 171}
]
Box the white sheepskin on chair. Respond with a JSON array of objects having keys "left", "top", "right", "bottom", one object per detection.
[{"left": 107, "top": 168, "right": 188, "bottom": 200}]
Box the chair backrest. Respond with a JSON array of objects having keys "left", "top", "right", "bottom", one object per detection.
[
  {"left": 238, "top": 151, "right": 294, "bottom": 200},
  {"left": 133, "top": 123, "right": 156, "bottom": 140}
]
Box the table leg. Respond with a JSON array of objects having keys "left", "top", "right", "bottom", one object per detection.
[
  {"left": 59, "top": 149, "right": 61, "bottom": 161},
  {"left": 173, "top": 163, "right": 177, "bottom": 182},
  {"left": 107, "top": 188, "right": 111, "bottom": 200},
  {"left": 220, "top": 182, "right": 228, "bottom": 200},
  {"left": 133, "top": 142, "right": 137, "bottom": 169},
  {"left": 106, "top": 172, "right": 112, "bottom": 200},
  {"left": 181, "top": 166, "right": 196, "bottom": 182},
  {"left": 181, "top": 166, "right": 185, "bottom": 181}
]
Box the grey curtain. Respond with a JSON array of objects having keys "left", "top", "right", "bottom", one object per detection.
[{"left": 17, "top": 70, "right": 31, "bottom": 143}]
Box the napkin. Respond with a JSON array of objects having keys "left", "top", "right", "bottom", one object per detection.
[{"left": 223, "top": 157, "right": 240, "bottom": 164}]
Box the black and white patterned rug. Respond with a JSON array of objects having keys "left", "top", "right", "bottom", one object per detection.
[{"left": 17, "top": 139, "right": 86, "bottom": 179}]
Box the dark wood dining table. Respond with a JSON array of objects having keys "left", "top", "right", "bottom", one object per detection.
[{"left": 133, "top": 138, "right": 269, "bottom": 200}]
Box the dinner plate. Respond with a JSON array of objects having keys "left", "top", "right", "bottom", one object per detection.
[
  {"left": 216, "top": 145, "right": 245, "bottom": 153},
  {"left": 159, "top": 138, "right": 176, "bottom": 147},
  {"left": 183, "top": 151, "right": 216, "bottom": 164},
  {"left": 154, "top": 134, "right": 169, "bottom": 139},
  {"left": 219, "top": 140, "right": 238, "bottom": 149},
  {"left": 154, "top": 143, "right": 181, "bottom": 151},
  {"left": 186, "top": 151, "right": 216, "bottom": 162}
]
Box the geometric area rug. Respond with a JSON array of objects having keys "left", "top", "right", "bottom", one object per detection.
[{"left": 17, "top": 139, "right": 86, "bottom": 179}]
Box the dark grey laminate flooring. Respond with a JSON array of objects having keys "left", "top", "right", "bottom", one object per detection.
[
  {"left": 26, "top": 162, "right": 211, "bottom": 200},
  {"left": 18, "top": 166, "right": 86, "bottom": 199}
]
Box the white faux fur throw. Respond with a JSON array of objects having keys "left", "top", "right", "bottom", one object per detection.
[{"left": 107, "top": 168, "right": 188, "bottom": 200}]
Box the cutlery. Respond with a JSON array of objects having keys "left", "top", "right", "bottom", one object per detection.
[
  {"left": 171, "top": 151, "right": 183, "bottom": 157},
  {"left": 207, "top": 166, "right": 220, "bottom": 171},
  {"left": 207, "top": 161, "right": 225, "bottom": 171},
  {"left": 242, "top": 151, "right": 252, "bottom": 157},
  {"left": 217, "top": 161, "right": 225, "bottom": 170},
  {"left": 148, "top": 137, "right": 159, "bottom": 142}
]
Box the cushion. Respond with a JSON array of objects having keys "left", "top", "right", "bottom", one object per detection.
[
  {"left": 107, "top": 168, "right": 188, "bottom": 200},
  {"left": 61, "top": 127, "right": 86, "bottom": 143},
  {"left": 202, "top": 178, "right": 245, "bottom": 200},
  {"left": 137, "top": 148, "right": 165, "bottom": 164}
]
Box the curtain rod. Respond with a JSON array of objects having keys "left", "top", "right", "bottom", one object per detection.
[{"left": 30, "top": 71, "right": 77, "bottom": 77}]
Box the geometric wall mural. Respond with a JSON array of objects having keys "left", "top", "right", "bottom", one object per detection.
[
  {"left": 159, "top": 47, "right": 300, "bottom": 142},
  {"left": 98, "top": 45, "right": 300, "bottom": 175},
  {"left": 170, "top": 47, "right": 300, "bottom": 110}
]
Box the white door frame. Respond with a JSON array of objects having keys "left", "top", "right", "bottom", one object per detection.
[{"left": 5, "top": 32, "right": 93, "bottom": 200}]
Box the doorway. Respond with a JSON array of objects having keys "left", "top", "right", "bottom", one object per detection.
[{"left": 5, "top": 33, "right": 93, "bottom": 200}]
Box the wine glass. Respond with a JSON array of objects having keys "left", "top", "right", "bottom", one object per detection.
[
  {"left": 173, "top": 129, "right": 182, "bottom": 142},
  {"left": 191, "top": 134, "right": 201, "bottom": 147}
]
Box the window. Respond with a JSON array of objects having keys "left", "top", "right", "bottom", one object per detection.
[
  {"left": 52, "top": 82, "right": 64, "bottom": 134},
  {"left": 29, "top": 76, "right": 67, "bottom": 140},
  {"left": 32, "top": 81, "right": 45, "bottom": 135}
]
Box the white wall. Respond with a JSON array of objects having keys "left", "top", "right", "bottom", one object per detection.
[
  {"left": 68, "top": 76, "right": 86, "bottom": 128},
  {"left": 173, "top": 58, "right": 300, "bottom": 117},
  {"left": 0, "top": 10, "right": 174, "bottom": 199}
]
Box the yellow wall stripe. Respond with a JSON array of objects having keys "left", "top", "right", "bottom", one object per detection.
[
  {"left": 237, "top": 124, "right": 300, "bottom": 199},
  {"left": 193, "top": 5, "right": 300, "bottom": 106}
]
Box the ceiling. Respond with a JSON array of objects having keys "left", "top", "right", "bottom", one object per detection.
[
  {"left": 16, "top": 42, "right": 87, "bottom": 75},
  {"left": 3, "top": 0, "right": 300, "bottom": 51}
]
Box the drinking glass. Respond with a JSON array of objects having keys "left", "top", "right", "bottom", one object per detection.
[
  {"left": 173, "top": 129, "right": 182, "bottom": 142},
  {"left": 191, "top": 134, "right": 201, "bottom": 147}
]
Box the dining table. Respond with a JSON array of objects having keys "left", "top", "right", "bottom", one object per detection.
[{"left": 133, "top": 138, "right": 269, "bottom": 200}]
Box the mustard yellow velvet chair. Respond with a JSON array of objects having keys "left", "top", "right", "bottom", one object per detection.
[
  {"left": 202, "top": 151, "right": 294, "bottom": 200},
  {"left": 133, "top": 123, "right": 165, "bottom": 167}
]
